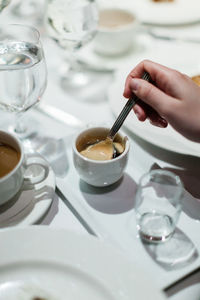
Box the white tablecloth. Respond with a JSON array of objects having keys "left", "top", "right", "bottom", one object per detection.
[{"left": 0, "top": 1, "right": 200, "bottom": 299}]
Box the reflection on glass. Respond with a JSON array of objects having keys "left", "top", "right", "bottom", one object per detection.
[
  {"left": 144, "top": 228, "right": 198, "bottom": 270},
  {"left": 135, "top": 169, "right": 183, "bottom": 243}
]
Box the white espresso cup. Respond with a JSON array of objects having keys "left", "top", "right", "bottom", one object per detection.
[
  {"left": 72, "top": 126, "right": 130, "bottom": 187},
  {"left": 94, "top": 8, "right": 139, "bottom": 56},
  {"left": 0, "top": 130, "right": 49, "bottom": 204}
]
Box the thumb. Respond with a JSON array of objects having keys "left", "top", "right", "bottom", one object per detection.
[{"left": 130, "top": 78, "right": 174, "bottom": 115}]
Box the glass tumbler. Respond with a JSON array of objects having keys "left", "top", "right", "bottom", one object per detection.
[{"left": 135, "top": 169, "right": 183, "bottom": 243}]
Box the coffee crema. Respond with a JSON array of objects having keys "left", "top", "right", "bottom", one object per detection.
[
  {"left": 98, "top": 9, "right": 135, "bottom": 29},
  {"left": 80, "top": 137, "right": 125, "bottom": 161},
  {"left": 0, "top": 143, "right": 20, "bottom": 178}
]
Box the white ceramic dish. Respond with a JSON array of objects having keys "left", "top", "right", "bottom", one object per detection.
[
  {"left": 0, "top": 226, "right": 166, "bottom": 300},
  {"left": 77, "top": 36, "right": 146, "bottom": 72},
  {"left": 72, "top": 126, "right": 130, "bottom": 187},
  {"left": 128, "top": 0, "right": 200, "bottom": 25},
  {"left": 107, "top": 68, "right": 200, "bottom": 158},
  {"left": 0, "top": 159, "right": 55, "bottom": 227}
]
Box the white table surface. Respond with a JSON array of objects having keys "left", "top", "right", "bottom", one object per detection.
[{"left": 0, "top": 1, "right": 200, "bottom": 299}]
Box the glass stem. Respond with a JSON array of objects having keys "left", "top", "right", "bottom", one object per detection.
[
  {"left": 67, "top": 50, "right": 81, "bottom": 73},
  {"left": 14, "top": 112, "right": 27, "bottom": 134}
]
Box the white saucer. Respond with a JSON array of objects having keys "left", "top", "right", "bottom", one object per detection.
[
  {"left": 77, "top": 34, "right": 149, "bottom": 72},
  {"left": 0, "top": 158, "right": 56, "bottom": 227}
]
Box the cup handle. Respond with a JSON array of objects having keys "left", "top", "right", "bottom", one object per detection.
[{"left": 24, "top": 155, "right": 50, "bottom": 185}]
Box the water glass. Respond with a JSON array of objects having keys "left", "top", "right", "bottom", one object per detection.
[
  {"left": 135, "top": 169, "right": 183, "bottom": 243},
  {"left": 0, "top": 24, "right": 47, "bottom": 141}
]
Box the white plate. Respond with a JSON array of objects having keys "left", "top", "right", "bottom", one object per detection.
[
  {"left": 128, "top": 0, "right": 200, "bottom": 25},
  {"left": 0, "top": 158, "right": 55, "bottom": 227},
  {"left": 108, "top": 68, "right": 200, "bottom": 157},
  {"left": 0, "top": 226, "right": 166, "bottom": 300}
]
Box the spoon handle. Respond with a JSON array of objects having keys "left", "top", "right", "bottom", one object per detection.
[{"left": 108, "top": 71, "right": 151, "bottom": 140}]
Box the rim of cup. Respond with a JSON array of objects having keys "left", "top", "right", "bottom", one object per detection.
[
  {"left": 73, "top": 127, "right": 130, "bottom": 164},
  {"left": 97, "top": 8, "right": 139, "bottom": 33},
  {"left": 0, "top": 130, "right": 23, "bottom": 183}
]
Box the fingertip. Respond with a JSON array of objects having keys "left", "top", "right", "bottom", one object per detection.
[
  {"left": 149, "top": 118, "right": 168, "bottom": 128},
  {"left": 123, "top": 90, "right": 130, "bottom": 98},
  {"left": 158, "top": 117, "right": 168, "bottom": 127},
  {"left": 133, "top": 106, "right": 147, "bottom": 121},
  {"left": 130, "top": 78, "right": 140, "bottom": 92},
  {"left": 123, "top": 78, "right": 133, "bottom": 98},
  {"left": 137, "top": 114, "right": 147, "bottom": 122}
]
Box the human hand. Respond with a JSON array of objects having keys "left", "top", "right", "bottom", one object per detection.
[{"left": 123, "top": 60, "right": 200, "bottom": 142}]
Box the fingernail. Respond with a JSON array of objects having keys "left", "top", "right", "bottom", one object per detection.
[
  {"left": 158, "top": 118, "right": 168, "bottom": 127},
  {"left": 131, "top": 79, "right": 140, "bottom": 92},
  {"left": 135, "top": 112, "right": 140, "bottom": 119},
  {"left": 134, "top": 108, "right": 140, "bottom": 119},
  {"left": 149, "top": 117, "right": 168, "bottom": 127}
]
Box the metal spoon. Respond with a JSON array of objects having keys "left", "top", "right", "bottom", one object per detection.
[
  {"left": 81, "top": 72, "right": 152, "bottom": 160},
  {"left": 103, "top": 71, "right": 151, "bottom": 158},
  {"left": 108, "top": 71, "right": 151, "bottom": 141}
]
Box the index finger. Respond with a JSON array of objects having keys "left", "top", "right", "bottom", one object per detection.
[{"left": 123, "top": 60, "right": 174, "bottom": 98}]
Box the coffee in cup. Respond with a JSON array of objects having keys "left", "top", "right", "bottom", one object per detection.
[
  {"left": 78, "top": 131, "right": 125, "bottom": 161},
  {"left": 73, "top": 126, "right": 130, "bottom": 187},
  {"left": 0, "top": 143, "right": 20, "bottom": 178},
  {"left": 98, "top": 9, "right": 135, "bottom": 29},
  {"left": 94, "top": 8, "right": 138, "bottom": 56},
  {"left": 0, "top": 130, "right": 50, "bottom": 205}
]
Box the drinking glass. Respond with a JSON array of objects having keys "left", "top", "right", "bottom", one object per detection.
[
  {"left": 135, "top": 169, "right": 183, "bottom": 243},
  {"left": 45, "top": 0, "right": 99, "bottom": 98},
  {"left": 0, "top": 24, "right": 47, "bottom": 142}
]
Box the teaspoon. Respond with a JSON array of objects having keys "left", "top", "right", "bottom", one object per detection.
[
  {"left": 80, "top": 72, "right": 152, "bottom": 160},
  {"left": 108, "top": 71, "right": 151, "bottom": 141}
]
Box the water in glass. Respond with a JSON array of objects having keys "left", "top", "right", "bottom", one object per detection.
[{"left": 0, "top": 41, "right": 46, "bottom": 113}]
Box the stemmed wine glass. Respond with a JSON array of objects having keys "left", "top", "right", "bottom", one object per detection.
[
  {"left": 0, "top": 24, "right": 47, "bottom": 147},
  {"left": 45, "top": 0, "right": 99, "bottom": 100}
]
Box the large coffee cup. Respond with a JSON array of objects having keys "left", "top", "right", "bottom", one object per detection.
[
  {"left": 94, "top": 8, "right": 139, "bottom": 56},
  {"left": 0, "top": 130, "right": 49, "bottom": 204}
]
